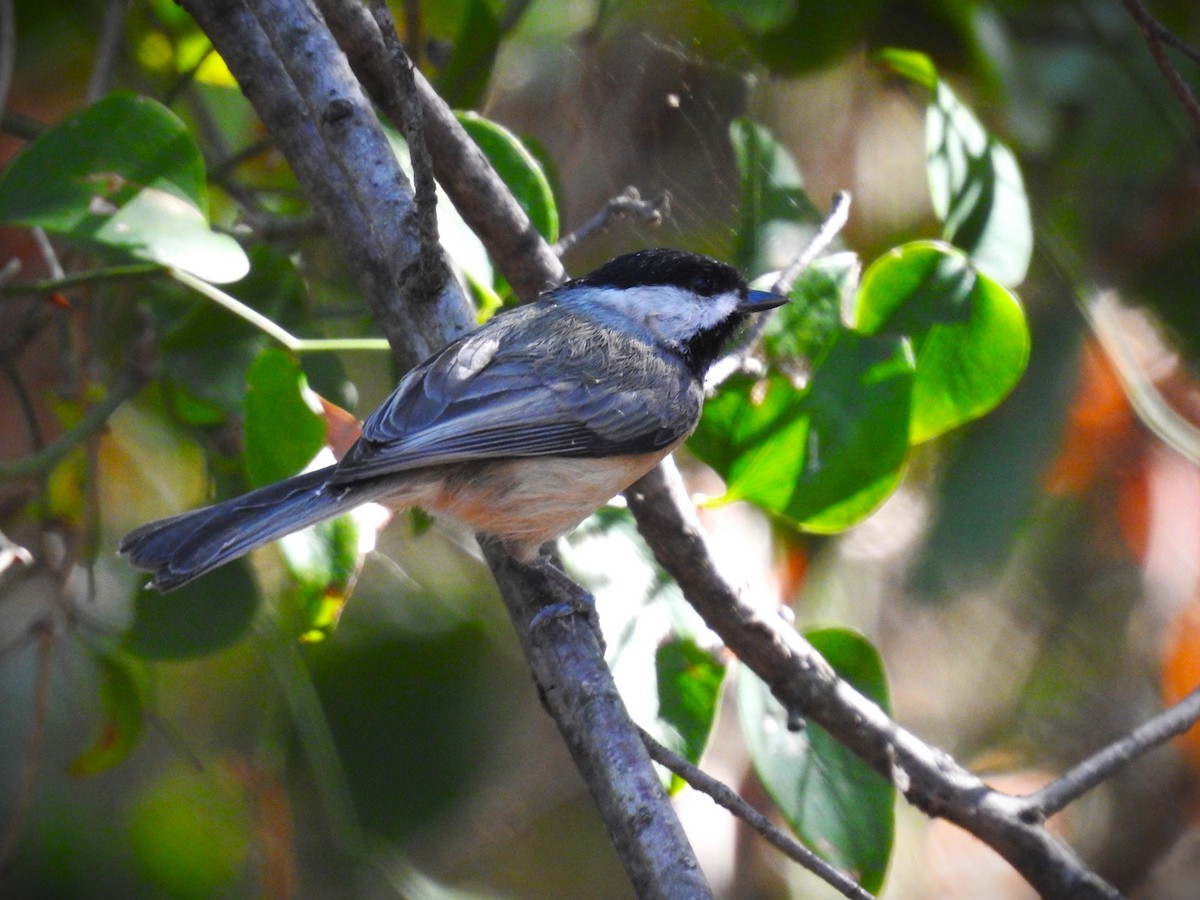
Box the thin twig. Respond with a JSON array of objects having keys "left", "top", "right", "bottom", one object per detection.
[
  {"left": 1124, "top": 0, "right": 1200, "bottom": 68},
  {"left": 210, "top": 136, "right": 276, "bottom": 181},
  {"left": 638, "top": 727, "right": 874, "bottom": 900},
  {"left": 162, "top": 45, "right": 215, "bottom": 107},
  {"left": 772, "top": 191, "right": 852, "bottom": 296},
  {"left": 552, "top": 187, "right": 670, "bottom": 258},
  {"left": 2, "top": 357, "right": 45, "bottom": 455},
  {"left": 1121, "top": 0, "right": 1200, "bottom": 137},
  {"left": 369, "top": 0, "right": 448, "bottom": 303},
  {"left": 317, "top": 0, "right": 566, "bottom": 300},
  {"left": 623, "top": 459, "right": 1121, "bottom": 899},
  {"left": 706, "top": 191, "right": 852, "bottom": 390},
  {"left": 1023, "top": 685, "right": 1200, "bottom": 820},
  {"left": 167, "top": 268, "right": 391, "bottom": 353}
]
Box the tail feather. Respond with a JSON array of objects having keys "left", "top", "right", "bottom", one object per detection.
[{"left": 120, "top": 465, "right": 387, "bottom": 592}]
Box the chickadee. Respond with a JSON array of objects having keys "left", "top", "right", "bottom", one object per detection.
[{"left": 121, "top": 248, "right": 787, "bottom": 590}]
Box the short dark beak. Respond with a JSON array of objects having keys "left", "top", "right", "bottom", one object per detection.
[{"left": 740, "top": 288, "right": 789, "bottom": 312}]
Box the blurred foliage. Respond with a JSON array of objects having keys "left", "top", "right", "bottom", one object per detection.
[{"left": 3, "top": 0, "right": 1200, "bottom": 897}]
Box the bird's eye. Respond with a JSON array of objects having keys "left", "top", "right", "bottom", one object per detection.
[{"left": 689, "top": 274, "right": 716, "bottom": 296}]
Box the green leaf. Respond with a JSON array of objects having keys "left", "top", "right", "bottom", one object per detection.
[
  {"left": 738, "top": 627, "right": 894, "bottom": 893},
  {"left": 655, "top": 638, "right": 726, "bottom": 791},
  {"left": 123, "top": 559, "right": 260, "bottom": 660},
  {"left": 720, "top": 0, "right": 884, "bottom": 75},
  {"left": 71, "top": 650, "right": 147, "bottom": 776},
  {"left": 875, "top": 46, "right": 936, "bottom": 91},
  {"left": 730, "top": 118, "right": 823, "bottom": 277},
  {"left": 279, "top": 513, "right": 363, "bottom": 642},
  {"left": 762, "top": 251, "right": 860, "bottom": 365},
  {"left": 878, "top": 48, "right": 1032, "bottom": 287},
  {"left": 457, "top": 111, "right": 559, "bottom": 243},
  {"left": 850, "top": 241, "right": 1029, "bottom": 443},
  {"left": 243, "top": 347, "right": 327, "bottom": 489},
  {"left": 0, "top": 92, "right": 248, "bottom": 283},
  {"left": 437, "top": 0, "right": 502, "bottom": 110},
  {"left": 690, "top": 332, "right": 913, "bottom": 532}
]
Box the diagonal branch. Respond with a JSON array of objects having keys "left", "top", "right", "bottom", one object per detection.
[
  {"left": 180, "top": 0, "right": 472, "bottom": 370},
  {"left": 180, "top": 1, "right": 1136, "bottom": 896},
  {"left": 1024, "top": 684, "right": 1200, "bottom": 820},
  {"left": 623, "top": 459, "right": 1121, "bottom": 899},
  {"left": 367, "top": 0, "right": 449, "bottom": 303},
  {"left": 315, "top": 0, "right": 565, "bottom": 302},
  {"left": 180, "top": 2, "right": 705, "bottom": 895},
  {"left": 1121, "top": 0, "right": 1200, "bottom": 138}
]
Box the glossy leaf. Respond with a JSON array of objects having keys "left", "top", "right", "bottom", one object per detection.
[
  {"left": 714, "top": 0, "right": 885, "bottom": 75},
  {"left": 850, "top": 241, "right": 1029, "bottom": 443},
  {"left": 655, "top": 638, "right": 726, "bottom": 791},
  {"left": 71, "top": 650, "right": 147, "bottom": 776},
  {"left": 739, "top": 627, "right": 894, "bottom": 892},
  {"left": 437, "top": 0, "right": 501, "bottom": 110},
  {"left": 243, "top": 348, "right": 327, "bottom": 489},
  {"left": 878, "top": 48, "right": 1032, "bottom": 287},
  {"left": 762, "top": 251, "right": 860, "bottom": 366},
  {"left": 0, "top": 92, "right": 248, "bottom": 283},
  {"left": 730, "top": 118, "right": 822, "bottom": 277},
  {"left": 690, "top": 332, "right": 913, "bottom": 532},
  {"left": 123, "top": 559, "right": 260, "bottom": 660},
  {"left": 457, "top": 111, "right": 559, "bottom": 243}
]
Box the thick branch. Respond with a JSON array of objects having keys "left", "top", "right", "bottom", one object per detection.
[
  {"left": 482, "top": 542, "right": 711, "bottom": 898},
  {"left": 180, "top": 0, "right": 473, "bottom": 368},
  {"left": 315, "top": 0, "right": 565, "bottom": 302},
  {"left": 183, "top": 1, "right": 1134, "bottom": 894},
  {"left": 180, "top": 2, "right": 702, "bottom": 894}
]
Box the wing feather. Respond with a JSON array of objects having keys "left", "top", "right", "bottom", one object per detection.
[{"left": 330, "top": 303, "right": 701, "bottom": 483}]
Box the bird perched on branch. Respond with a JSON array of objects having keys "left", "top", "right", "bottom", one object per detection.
[{"left": 121, "top": 248, "right": 787, "bottom": 590}]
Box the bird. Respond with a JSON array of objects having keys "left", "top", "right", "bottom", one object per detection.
[{"left": 120, "top": 248, "right": 788, "bottom": 591}]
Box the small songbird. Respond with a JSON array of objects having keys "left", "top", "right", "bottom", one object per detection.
[{"left": 121, "top": 248, "right": 787, "bottom": 590}]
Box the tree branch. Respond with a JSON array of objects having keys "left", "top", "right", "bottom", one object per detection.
[
  {"left": 1121, "top": 0, "right": 1200, "bottom": 138},
  {"left": 179, "top": 0, "right": 472, "bottom": 371},
  {"left": 1023, "top": 684, "right": 1200, "bottom": 820},
  {"left": 482, "top": 542, "right": 711, "bottom": 898},
  {"left": 180, "top": 2, "right": 704, "bottom": 894},
  {"left": 638, "top": 726, "right": 873, "bottom": 900},
  {"left": 0, "top": 331, "right": 152, "bottom": 481},
  {"left": 315, "top": 0, "right": 565, "bottom": 302},
  {"left": 367, "top": 0, "right": 449, "bottom": 303},
  {"left": 623, "top": 459, "right": 1121, "bottom": 899},
  {"left": 552, "top": 186, "right": 670, "bottom": 258},
  {"left": 177, "top": 1, "right": 1147, "bottom": 895}
]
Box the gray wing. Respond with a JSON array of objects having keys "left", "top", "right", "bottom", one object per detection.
[{"left": 329, "top": 303, "right": 701, "bottom": 483}]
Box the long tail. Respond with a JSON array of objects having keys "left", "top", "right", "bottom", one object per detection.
[{"left": 120, "top": 465, "right": 392, "bottom": 592}]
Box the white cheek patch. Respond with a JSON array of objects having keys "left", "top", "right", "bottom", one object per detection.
[{"left": 593, "top": 286, "right": 740, "bottom": 346}]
